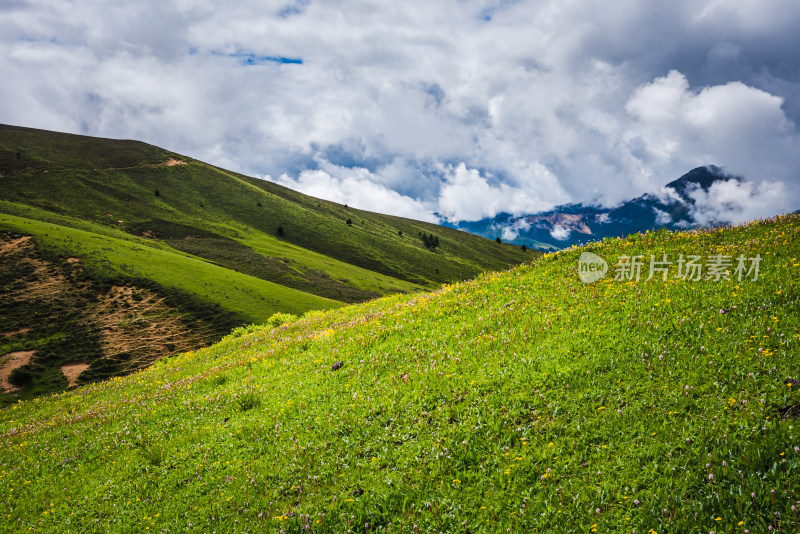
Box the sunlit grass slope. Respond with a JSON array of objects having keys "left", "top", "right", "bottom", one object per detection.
[
  {"left": 1, "top": 215, "right": 798, "bottom": 533},
  {"left": 0, "top": 123, "right": 530, "bottom": 300},
  {"left": 0, "top": 212, "right": 342, "bottom": 324}
]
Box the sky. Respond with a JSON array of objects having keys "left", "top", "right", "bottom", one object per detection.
[{"left": 2, "top": 0, "right": 799, "bottom": 224}]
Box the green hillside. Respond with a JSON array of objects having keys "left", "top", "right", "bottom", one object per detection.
[
  {"left": 1, "top": 215, "right": 797, "bottom": 533},
  {"left": 0, "top": 123, "right": 530, "bottom": 296},
  {"left": 0, "top": 123, "right": 530, "bottom": 401},
  {"left": 0, "top": 213, "right": 342, "bottom": 323}
]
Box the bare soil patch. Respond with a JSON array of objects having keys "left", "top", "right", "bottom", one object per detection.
[
  {"left": 0, "top": 234, "right": 72, "bottom": 301},
  {"left": 3, "top": 328, "right": 31, "bottom": 339},
  {"left": 91, "top": 285, "right": 207, "bottom": 369},
  {"left": 1, "top": 232, "right": 218, "bottom": 397},
  {"left": 163, "top": 158, "right": 187, "bottom": 166},
  {"left": 0, "top": 351, "right": 35, "bottom": 393},
  {"left": 60, "top": 361, "right": 90, "bottom": 387},
  {"left": 0, "top": 235, "right": 32, "bottom": 255}
]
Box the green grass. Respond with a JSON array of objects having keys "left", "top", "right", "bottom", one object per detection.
[
  {"left": 1, "top": 214, "right": 798, "bottom": 533},
  {"left": 0, "top": 123, "right": 530, "bottom": 301},
  {"left": 0, "top": 212, "right": 342, "bottom": 324},
  {"left": 228, "top": 228, "right": 424, "bottom": 297},
  {"left": 0, "top": 123, "right": 531, "bottom": 403},
  {"left": 0, "top": 223, "right": 270, "bottom": 406},
  {"left": 0, "top": 199, "right": 421, "bottom": 303}
]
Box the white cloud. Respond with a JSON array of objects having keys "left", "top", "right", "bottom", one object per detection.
[
  {"left": 272, "top": 161, "right": 439, "bottom": 222},
  {"left": 654, "top": 186, "right": 685, "bottom": 205},
  {"left": 653, "top": 208, "right": 672, "bottom": 225},
  {"left": 1, "top": 0, "right": 799, "bottom": 222},
  {"left": 500, "top": 219, "right": 532, "bottom": 241},
  {"left": 550, "top": 226, "right": 571, "bottom": 241},
  {"left": 625, "top": 70, "right": 800, "bottom": 211},
  {"left": 687, "top": 179, "right": 789, "bottom": 226},
  {"left": 437, "top": 163, "right": 555, "bottom": 222}
]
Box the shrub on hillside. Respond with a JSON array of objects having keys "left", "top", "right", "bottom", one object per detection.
[
  {"left": 224, "top": 323, "right": 263, "bottom": 340},
  {"left": 268, "top": 312, "right": 298, "bottom": 327},
  {"left": 421, "top": 233, "right": 440, "bottom": 249},
  {"left": 8, "top": 365, "right": 33, "bottom": 386},
  {"left": 212, "top": 374, "right": 228, "bottom": 386}
]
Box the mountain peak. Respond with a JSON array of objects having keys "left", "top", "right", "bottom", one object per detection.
[
  {"left": 664, "top": 165, "right": 730, "bottom": 198},
  {"left": 455, "top": 165, "right": 752, "bottom": 250}
]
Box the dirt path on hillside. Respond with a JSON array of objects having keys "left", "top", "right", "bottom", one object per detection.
[
  {"left": 60, "top": 361, "right": 90, "bottom": 387},
  {"left": 0, "top": 351, "right": 35, "bottom": 393},
  {"left": 106, "top": 158, "right": 187, "bottom": 171}
]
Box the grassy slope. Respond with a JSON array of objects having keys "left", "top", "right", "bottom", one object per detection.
[
  {"left": 0, "top": 123, "right": 529, "bottom": 403},
  {"left": 0, "top": 213, "right": 342, "bottom": 324},
  {"left": 0, "top": 123, "right": 530, "bottom": 298},
  {"left": 0, "top": 231, "right": 233, "bottom": 406},
  {"left": 1, "top": 215, "right": 798, "bottom": 532}
]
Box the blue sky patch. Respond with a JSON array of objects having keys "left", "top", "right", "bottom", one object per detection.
[
  {"left": 212, "top": 50, "right": 303, "bottom": 65},
  {"left": 278, "top": 0, "right": 310, "bottom": 18}
]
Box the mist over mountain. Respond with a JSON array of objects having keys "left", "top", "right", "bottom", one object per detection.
[{"left": 448, "top": 165, "right": 779, "bottom": 251}]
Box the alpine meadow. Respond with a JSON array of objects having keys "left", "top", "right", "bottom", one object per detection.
[
  {"left": 4, "top": 0, "right": 800, "bottom": 532},
  {"left": 1, "top": 213, "right": 798, "bottom": 533}
]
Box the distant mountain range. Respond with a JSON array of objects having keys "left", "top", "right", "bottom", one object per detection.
[{"left": 447, "top": 165, "right": 741, "bottom": 251}]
